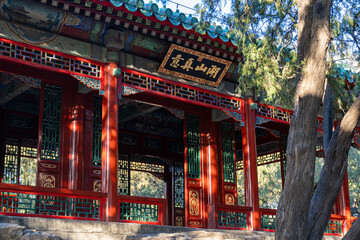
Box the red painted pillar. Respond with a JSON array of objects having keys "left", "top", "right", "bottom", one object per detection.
[
  {"left": 101, "top": 62, "right": 119, "bottom": 222},
  {"left": 203, "top": 109, "right": 219, "bottom": 229},
  {"left": 339, "top": 172, "right": 352, "bottom": 234},
  {"left": 68, "top": 99, "right": 85, "bottom": 190},
  {"left": 242, "top": 98, "right": 261, "bottom": 231}
]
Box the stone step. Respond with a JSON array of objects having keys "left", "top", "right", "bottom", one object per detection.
[{"left": 0, "top": 216, "right": 341, "bottom": 240}]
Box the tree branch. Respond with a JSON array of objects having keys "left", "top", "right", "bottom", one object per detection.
[{"left": 306, "top": 94, "right": 360, "bottom": 239}]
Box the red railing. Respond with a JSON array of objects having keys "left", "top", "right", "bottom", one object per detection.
[
  {"left": 0, "top": 183, "right": 106, "bottom": 221},
  {"left": 260, "top": 207, "right": 346, "bottom": 236},
  {"left": 118, "top": 195, "right": 167, "bottom": 225},
  {"left": 260, "top": 208, "right": 276, "bottom": 231},
  {"left": 216, "top": 204, "right": 251, "bottom": 230}
]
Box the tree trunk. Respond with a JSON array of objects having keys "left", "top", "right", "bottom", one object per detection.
[
  {"left": 323, "top": 81, "right": 333, "bottom": 152},
  {"left": 343, "top": 217, "right": 360, "bottom": 239},
  {"left": 275, "top": 0, "right": 332, "bottom": 239},
  {"left": 306, "top": 96, "right": 360, "bottom": 239}
]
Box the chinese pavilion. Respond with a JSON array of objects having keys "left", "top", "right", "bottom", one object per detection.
[{"left": 0, "top": 0, "right": 356, "bottom": 237}]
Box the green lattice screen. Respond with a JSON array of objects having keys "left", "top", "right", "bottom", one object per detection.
[
  {"left": 118, "top": 154, "right": 130, "bottom": 195},
  {"left": 174, "top": 161, "right": 185, "bottom": 208},
  {"left": 3, "top": 139, "right": 19, "bottom": 184},
  {"left": 186, "top": 114, "right": 200, "bottom": 179},
  {"left": 0, "top": 192, "right": 100, "bottom": 219},
  {"left": 325, "top": 219, "right": 343, "bottom": 235},
  {"left": 40, "top": 85, "right": 62, "bottom": 161},
  {"left": 120, "top": 202, "right": 159, "bottom": 222},
  {"left": 217, "top": 210, "right": 247, "bottom": 229},
  {"left": 92, "top": 95, "right": 102, "bottom": 166},
  {"left": 261, "top": 214, "right": 276, "bottom": 230},
  {"left": 222, "top": 122, "right": 235, "bottom": 183}
]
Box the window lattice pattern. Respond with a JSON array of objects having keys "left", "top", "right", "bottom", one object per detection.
[
  {"left": 222, "top": 122, "right": 235, "bottom": 183},
  {"left": 257, "top": 152, "right": 281, "bottom": 166},
  {"left": 256, "top": 105, "right": 292, "bottom": 123},
  {"left": 174, "top": 161, "right": 185, "bottom": 208},
  {"left": 325, "top": 220, "right": 343, "bottom": 235},
  {"left": 0, "top": 192, "right": 100, "bottom": 219},
  {"left": 186, "top": 114, "right": 201, "bottom": 179},
  {"left": 40, "top": 85, "right": 62, "bottom": 161},
  {"left": 6, "top": 114, "right": 35, "bottom": 130},
  {"left": 217, "top": 210, "right": 247, "bottom": 229},
  {"left": 120, "top": 202, "right": 159, "bottom": 223},
  {"left": 130, "top": 162, "right": 164, "bottom": 173},
  {"left": 122, "top": 71, "right": 243, "bottom": 113},
  {"left": 118, "top": 154, "right": 130, "bottom": 195},
  {"left": 0, "top": 39, "right": 102, "bottom": 78},
  {"left": 236, "top": 160, "right": 243, "bottom": 171},
  {"left": 261, "top": 214, "right": 276, "bottom": 230},
  {"left": 143, "top": 137, "right": 162, "bottom": 150},
  {"left": 3, "top": 139, "right": 19, "bottom": 184},
  {"left": 119, "top": 132, "right": 138, "bottom": 146},
  {"left": 92, "top": 96, "right": 102, "bottom": 166},
  {"left": 19, "top": 146, "right": 38, "bottom": 186}
]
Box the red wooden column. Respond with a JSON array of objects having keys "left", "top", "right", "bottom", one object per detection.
[
  {"left": 242, "top": 98, "right": 261, "bottom": 231},
  {"left": 101, "top": 62, "right": 119, "bottom": 222},
  {"left": 202, "top": 109, "right": 219, "bottom": 229},
  {"left": 68, "top": 97, "right": 85, "bottom": 190},
  {"left": 339, "top": 173, "right": 352, "bottom": 234}
]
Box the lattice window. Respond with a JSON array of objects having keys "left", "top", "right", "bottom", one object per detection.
[
  {"left": 217, "top": 210, "right": 247, "bottom": 229},
  {"left": 40, "top": 85, "right": 62, "bottom": 161},
  {"left": 121, "top": 71, "right": 243, "bottom": 113},
  {"left": 92, "top": 96, "right": 102, "bottom": 166},
  {"left": 118, "top": 154, "right": 130, "bottom": 196},
  {"left": 19, "top": 146, "right": 37, "bottom": 186},
  {"left": 261, "top": 214, "right": 276, "bottom": 230},
  {"left": 174, "top": 161, "right": 185, "bottom": 208},
  {"left": 186, "top": 114, "right": 201, "bottom": 179},
  {"left": 119, "top": 132, "right": 138, "bottom": 146},
  {"left": 3, "top": 139, "right": 37, "bottom": 185},
  {"left": 0, "top": 192, "right": 100, "bottom": 219},
  {"left": 120, "top": 202, "right": 159, "bottom": 223},
  {"left": 168, "top": 140, "right": 184, "bottom": 155},
  {"left": 3, "top": 139, "right": 19, "bottom": 184},
  {"left": 143, "top": 137, "right": 162, "bottom": 150},
  {"left": 0, "top": 39, "right": 102, "bottom": 78},
  {"left": 257, "top": 152, "right": 281, "bottom": 166},
  {"left": 325, "top": 219, "right": 343, "bottom": 235},
  {"left": 6, "top": 114, "right": 35, "bottom": 130},
  {"left": 256, "top": 105, "right": 292, "bottom": 123},
  {"left": 130, "top": 162, "right": 164, "bottom": 173},
  {"left": 222, "top": 122, "right": 235, "bottom": 183}
]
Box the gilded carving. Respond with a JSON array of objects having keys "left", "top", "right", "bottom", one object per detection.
[
  {"left": 175, "top": 216, "right": 183, "bottom": 226},
  {"left": 225, "top": 193, "right": 235, "bottom": 205},
  {"left": 189, "top": 190, "right": 200, "bottom": 216},
  {"left": 224, "top": 185, "right": 235, "bottom": 190},
  {"left": 41, "top": 174, "right": 55, "bottom": 188},
  {"left": 189, "top": 221, "right": 201, "bottom": 226},
  {"left": 93, "top": 169, "right": 101, "bottom": 175},
  {"left": 40, "top": 163, "right": 57, "bottom": 169},
  {"left": 93, "top": 180, "right": 102, "bottom": 192}
]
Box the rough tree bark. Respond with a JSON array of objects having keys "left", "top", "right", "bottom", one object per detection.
[
  {"left": 343, "top": 217, "right": 360, "bottom": 239},
  {"left": 306, "top": 96, "right": 360, "bottom": 239},
  {"left": 275, "top": 0, "right": 332, "bottom": 239}
]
